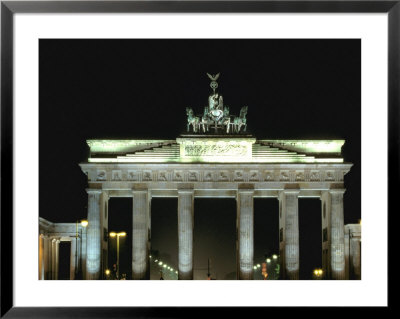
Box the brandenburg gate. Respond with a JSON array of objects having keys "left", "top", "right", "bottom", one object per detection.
[{"left": 77, "top": 73, "right": 353, "bottom": 280}]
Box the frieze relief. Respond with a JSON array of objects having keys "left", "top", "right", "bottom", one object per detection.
[
  {"left": 310, "top": 171, "right": 320, "bottom": 181},
  {"left": 234, "top": 170, "right": 244, "bottom": 181},
  {"left": 249, "top": 170, "right": 259, "bottom": 181},
  {"left": 218, "top": 171, "right": 229, "bottom": 181},
  {"left": 97, "top": 170, "right": 106, "bottom": 181},
  {"left": 280, "top": 171, "right": 290, "bottom": 181},
  {"left": 325, "top": 171, "right": 335, "bottom": 181},
  {"left": 204, "top": 171, "right": 214, "bottom": 181},
  {"left": 143, "top": 171, "right": 152, "bottom": 181},
  {"left": 295, "top": 171, "right": 304, "bottom": 181},
  {"left": 188, "top": 171, "right": 198, "bottom": 181},
  {"left": 89, "top": 168, "right": 346, "bottom": 183},
  {"left": 128, "top": 170, "right": 139, "bottom": 181},
  {"left": 184, "top": 144, "right": 247, "bottom": 157},
  {"left": 264, "top": 171, "right": 274, "bottom": 181},
  {"left": 158, "top": 171, "right": 168, "bottom": 181},
  {"left": 174, "top": 171, "right": 184, "bottom": 181},
  {"left": 112, "top": 170, "right": 122, "bottom": 181}
]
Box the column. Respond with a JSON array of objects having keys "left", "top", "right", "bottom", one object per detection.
[
  {"left": 39, "top": 235, "right": 44, "bottom": 280},
  {"left": 132, "top": 189, "right": 150, "bottom": 279},
  {"left": 351, "top": 239, "right": 361, "bottom": 280},
  {"left": 55, "top": 239, "right": 60, "bottom": 280},
  {"left": 329, "top": 189, "right": 346, "bottom": 280},
  {"left": 43, "top": 236, "right": 50, "bottom": 279},
  {"left": 321, "top": 192, "right": 331, "bottom": 279},
  {"left": 51, "top": 239, "right": 56, "bottom": 280},
  {"left": 237, "top": 189, "right": 254, "bottom": 280},
  {"left": 279, "top": 190, "right": 300, "bottom": 280},
  {"left": 81, "top": 227, "right": 87, "bottom": 279},
  {"left": 70, "top": 238, "right": 77, "bottom": 280},
  {"left": 178, "top": 190, "right": 194, "bottom": 280},
  {"left": 85, "top": 189, "right": 102, "bottom": 280},
  {"left": 76, "top": 237, "right": 81, "bottom": 277}
]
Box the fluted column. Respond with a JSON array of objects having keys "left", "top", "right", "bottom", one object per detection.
[
  {"left": 351, "top": 239, "right": 361, "bottom": 280},
  {"left": 39, "top": 235, "right": 44, "bottom": 280},
  {"left": 55, "top": 239, "right": 60, "bottom": 280},
  {"left": 43, "top": 236, "right": 51, "bottom": 279},
  {"left": 51, "top": 238, "right": 56, "bottom": 280},
  {"left": 81, "top": 227, "right": 87, "bottom": 279},
  {"left": 279, "top": 190, "right": 300, "bottom": 280},
  {"left": 320, "top": 192, "right": 331, "bottom": 279},
  {"left": 178, "top": 190, "right": 194, "bottom": 280},
  {"left": 86, "top": 189, "right": 102, "bottom": 280},
  {"left": 330, "top": 190, "right": 346, "bottom": 279},
  {"left": 237, "top": 189, "right": 254, "bottom": 280},
  {"left": 70, "top": 238, "right": 77, "bottom": 280},
  {"left": 132, "top": 189, "right": 150, "bottom": 279}
]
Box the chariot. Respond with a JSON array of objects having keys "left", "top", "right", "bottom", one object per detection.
[{"left": 186, "top": 73, "right": 248, "bottom": 134}]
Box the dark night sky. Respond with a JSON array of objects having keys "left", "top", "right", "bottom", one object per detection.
[{"left": 39, "top": 39, "right": 360, "bottom": 279}]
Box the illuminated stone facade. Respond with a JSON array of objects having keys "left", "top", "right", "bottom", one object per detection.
[
  {"left": 38, "top": 217, "right": 87, "bottom": 280},
  {"left": 77, "top": 135, "right": 356, "bottom": 280}
]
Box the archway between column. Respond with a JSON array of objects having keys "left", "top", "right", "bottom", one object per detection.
[{"left": 194, "top": 198, "right": 236, "bottom": 280}]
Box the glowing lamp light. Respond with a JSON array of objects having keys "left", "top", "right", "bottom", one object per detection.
[
  {"left": 272, "top": 255, "right": 278, "bottom": 260},
  {"left": 81, "top": 220, "right": 89, "bottom": 227},
  {"left": 314, "top": 268, "right": 323, "bottom": 277},
  {"left": 158, "top": 262, "right": 163, "bottom": 266},
  {"left": 163, "top": 264, "right": 167, "bottom": 268},
  {"left": 253, "top": 266, "right": 257, "bottom": 270},
  {"left": 105, "top": 269, "right": 110, "bottom": 275},
  {"left": 266, "top": 258, "right": 271, "bottom": 263},
  {"left": 109, "top": 232, "right": 117, "bottom": 238}
]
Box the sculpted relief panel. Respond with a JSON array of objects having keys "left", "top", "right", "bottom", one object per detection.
[
  {"left": 87, "top": 167, "right": 347, "bottom": 184},
  {"left": 184, "top": 144, "right": 247, "bottom": 157}
]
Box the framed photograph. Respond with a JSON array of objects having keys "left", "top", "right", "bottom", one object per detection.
[{"left": 1, "top": 0, "right": 394, "bottom": 317}]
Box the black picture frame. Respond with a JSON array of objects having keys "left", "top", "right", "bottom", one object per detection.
[{"left": 1, "top": 1, "right": 395, "bottom": 317}]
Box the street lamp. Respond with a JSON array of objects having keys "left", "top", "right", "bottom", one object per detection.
[
  {"left": 313, "top": 268, "right": 323, "bottom": 279},
  {"left": 109, "top": 231, "right": 126, "bottom": 279},
  {"left": 105, "top": 269, "right": 111, "bottom": 279},
  {"left": 75, "top": 219, "right": 88, "bottom": 279}
]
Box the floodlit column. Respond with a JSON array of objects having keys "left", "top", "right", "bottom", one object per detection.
[
  {"left": 351, "top": 239, "right": 361, "bottom": 280},
  {"left": 43, "top": 236, "right": 50, "bottom": 280},
  {"left": 51, "top": 239, "right": 56, "bottom": 280},
  {"left": 330, "top": 189, "right": 346, "bottom": 280},
  {"left": 237, "top": 189, "right": 254, "bottom": 280},
  {"left": 178, "top": 190, "right": 194, "bottom": 280},
  {"left": 81, "top": 227, "right": 87, "bottom": 279},
  {"left": 320, "top": 192, "right": 331, "bottom": 279},
  {"left": 55, "top": 239, "right": 60, "bottom": 280},
  {"left": 70, "top": 238, "right": 77, "bottom": 280},
  {"left": 39, "top": 235, "right": 44, "bottom": 280},
  {"left": 279, "top": 190, "right": 300, "bottom": 280},
  {"left": 86, "top": 189, "right": 102, "bottom": 280},
  {"left": 132, "top": 189, "right": 150, "bottom": 280}
]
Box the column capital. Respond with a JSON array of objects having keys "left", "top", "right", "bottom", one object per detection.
[
  {"left": 237, "top": 189, "right": 254, "bottom": 194},
  {"left": 86, "top": 188, "right": 103, "bottom": 194},
  {"left": 177, "top": 188, "right": 194, "bottom": 195},
  {"left": 132, "top": 188, "right": 148, "bottom": 194},
  {"left": 329, "top": 188, "right": 346, "bottom": 195},
  {"left": 279, "top": 189, "right": 300, "bottom": 197}
]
